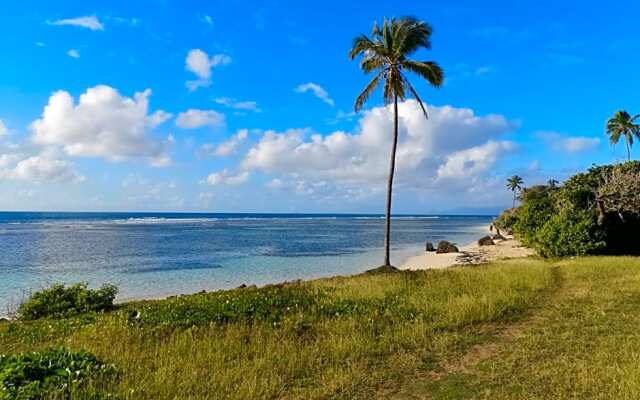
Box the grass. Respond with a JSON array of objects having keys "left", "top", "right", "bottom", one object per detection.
[{"left": 3, "top": 257, "right": 640, "bottom": 398}]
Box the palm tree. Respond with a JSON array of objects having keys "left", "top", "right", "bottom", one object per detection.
[
  {"left": 547, "top": 179, "right": 559, "bottom": 188},
  {"left": 349, "top": 17, "right": 443, "bottom": 268},
  {"left": 506, "top": 175, "right": 524, "bottom": 208},
  {"left": 606, "top": 110, "right": 640, "bottom": 162}
]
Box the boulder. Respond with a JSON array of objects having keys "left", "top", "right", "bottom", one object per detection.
[
  {"left": 436, "top": 240, "right": 459, "bottom": 254},
  {"left": 492, "top": 233, "right": 506, "bottom": 241},
  {"left": 425, "top": 241, "right": 435, "bottom": 252},
  {"left": 478, "top": 236, "right": 495, "bottom": 246}
]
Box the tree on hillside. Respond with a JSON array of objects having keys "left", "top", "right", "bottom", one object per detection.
[
  {"left": 547, "top": 179, "right": 559, "bottom": 188},
  {"left": 506, "top": 175, "right": 524, "bottom": 208},
  {"left": 606, "top": 110, "right": 640, "bottom": 162},
  {"left": 349, "top": 17, "right": 443, "bottom": 268}
]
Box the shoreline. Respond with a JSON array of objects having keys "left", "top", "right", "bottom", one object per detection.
[
  {"left": 1, "top": 238, "right": 534, "bottom": 320},
  {"left": 400, "top": 235, "right": 535, "bottom": 271}
]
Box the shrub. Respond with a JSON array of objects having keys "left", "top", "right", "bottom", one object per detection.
[
  {"left": 494, "top": 208, "right": 519, "bottom": 234},
  {"left": 0, "top": 347, "right": 116, "bottom": 399},
  {"left": 533, "top": 210, "right": 606, "bottom": 258},
  {"left": 513, "top": 190, "right": 555, "bottom": 247},
  {"left": 18, "top": 283, "right": 118, "bottom": 320}
]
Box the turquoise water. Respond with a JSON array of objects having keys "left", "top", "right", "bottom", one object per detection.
[{"left": 0, "top": 212, "right": 491, "bottom": 314}]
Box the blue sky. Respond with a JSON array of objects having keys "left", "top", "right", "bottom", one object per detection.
[{"left": 0, "top": 0, "right": 638, "bottom": 213}]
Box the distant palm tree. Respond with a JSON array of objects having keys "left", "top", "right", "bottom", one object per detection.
[
  {"left": 606, "top": 110, "right": 640, "bottom": 162},
  {"left": 547, "top": 179, "right": 559, "bottom": 188},
  {"left": 506, "top": 175, "right": 524, "bottom": 208},
  {"left": 349, "top": 17, "right": 443, "bottom": 268}
]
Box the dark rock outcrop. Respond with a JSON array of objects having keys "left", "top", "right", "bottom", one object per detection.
[
  {"left": 425, "top": 241, "right": 435, "bottom": 252},
  {"left": 478, "top": 236, "right": 495, "bottom": 246},
  {"left": 492, "top": 233, "right": 506, "bottom": 241},
  {"left": 436, "top": 240, "right": 459, "bottom": 254}
]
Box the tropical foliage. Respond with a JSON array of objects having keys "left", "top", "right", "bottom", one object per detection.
[
  {"left": 606, "top": 110, "right": 640, "bottom": 161},
  {"left": 506, "top": 175, "right": 523, "bottom": 208},
  {"left": 496, "top": 161, "right": 640, "bottom": 257},
  {"left": 349, "top": 16, "right": 443, "bottom": 266}
]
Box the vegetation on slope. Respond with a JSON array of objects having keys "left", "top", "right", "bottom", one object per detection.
[{"left": 496, "top": 161, "right": 640, "bottom": 257}]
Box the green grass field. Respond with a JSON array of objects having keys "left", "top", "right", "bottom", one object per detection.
[{"left": 2, "top": 257, "right": 640, "bottom": 399}]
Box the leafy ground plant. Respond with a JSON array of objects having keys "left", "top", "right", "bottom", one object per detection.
[
  {"left": 0, "top": 347, "right": 116, "bottom": 399},
  {"left": 18, "top": 283, "right": 118, "bottom": 320}
]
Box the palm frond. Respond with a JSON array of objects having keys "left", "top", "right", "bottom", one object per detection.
[
  {"left": 354, "top": 71, "right": 384, "bottom": 112},
  {"left": 402, "top": 74, "right": 428, "bottom": 118},
  {"left": 360, "top": 55, "right": 386, "bottom": 73},
  {"left": 402, "top": 60, "right": 444, "bottom": 87},
  {"left": 349, "top": 35, "right": 380, "bottom": 60},
  {"left": 397, "top": 18, "right": 432, "bottom": 56}
]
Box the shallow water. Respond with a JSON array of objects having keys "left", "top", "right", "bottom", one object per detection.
[{"left": 0, "top": 212, "right": 492, "bottom": 314}]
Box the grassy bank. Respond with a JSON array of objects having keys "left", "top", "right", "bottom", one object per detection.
[{"left": 2, "top": 257, "right": 640, "bottom": 398}]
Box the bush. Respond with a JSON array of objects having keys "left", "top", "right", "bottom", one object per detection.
[
  {"left": 534, "top": 210, "right": 606, "bottom": 258},
  {"left": 0, "top": 347, "right": 116, "bottom": 399},
  {"left": 494, "top": 208, "right": 518, "bottom": 234},
  {"left": 513, "top": 190, "right": 555, "bottom": 247},
  {"left": 18, "top": 283, "right": 118, "bottom": 320}
]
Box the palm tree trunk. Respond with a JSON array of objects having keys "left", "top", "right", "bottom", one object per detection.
[
  {"left": 383, "top": 95, "right": 399, "bottom": 267},
  {"left": 513, "top": 191, "right": 516, "bottom": 208},
  {"left": 627, "top": 140, "right": 631, "bottom": 162}
]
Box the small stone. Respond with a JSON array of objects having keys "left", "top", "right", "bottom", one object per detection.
[{"left": 425, "top": 241, "right": 435, "bottom": 252}]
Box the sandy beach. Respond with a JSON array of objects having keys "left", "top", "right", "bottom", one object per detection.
[{"left": 400, "top": 236, "right": 535, "bottom": 270}]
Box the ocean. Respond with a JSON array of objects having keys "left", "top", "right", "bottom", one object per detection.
[{"left": 0, "top": 212, "right": 492, "bottom": 314}]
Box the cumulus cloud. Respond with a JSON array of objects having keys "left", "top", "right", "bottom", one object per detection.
[
  {"left": 214, "top": 97, "right": 260, "bottom": 112},
  {"left": 176, "top": 109, "right": 225, "bottom": 129},
  {"left": 537, "top": 131, "right": 601, "bottom": 153},
  {"left": 31, "top": 85, "right": 173, "bottom": 166},
  {"left": 201, "top": 129, "right": 248, "bottom": 157},
  {"left": 67, "top": 49, "right": 80, "bottom": 58},
  {"left": 206, "top": 169, "right": 249, "bottom": 185},
  {"left": 48, "top": 15, "right": 104, "bottom": 31},
  {"left": 294, "top": 82, "right": 334, "bottom": 106},
  {"left": 436, "top": 141, "right": 517, "bottom": 180},
  {"left": 0, "top": 150, "right": 83, "bottom": 183},
  {"left": 242, "top": 100, "right": 516, "bottom": 198},
  {"left": 185, "top": 49, "right": 231, "bottom": 91}
]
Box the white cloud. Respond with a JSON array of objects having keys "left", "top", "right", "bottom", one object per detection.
[
  {"left": 0, "top": 150, "right": 83, "bottom": 183},
  {"left": 67, "top": 49, "right": 80, "bottom": 58},
  {"left": 31, "top": 85, "right": 173, "bottom": 166},
  {"left": 185, "top": 49, "right": 231, "bottom": 91},
  {"left": 560, "top": 137, "right": 600, "bottom": 152},
  {"left": 176, "top": 109, "right": 225, "bottom": 129},
  {"left": 213, "top": 129, "right": 248, "bottom": 156},
  {"left": 48, "top": 15, "right": 104, "bottom": 31},
  {"left": 294, "top": 82, "right": 334, "bottom": 106},
  {"left": 206, "top": 169, "right": 249, "bottom": 185},
  {"left": 214, "top": 97, "right": 260, "bottom": 112},
  {"left": 537, "top": 131, "right": 601, "bottom": 153},
  {"left": 242, "top": 100, "right": 516, "bottom": 197},
  {"left": 12, "top": 155, "right": 84, "bottom": 183},
  {"left": 436, "top": 141, "right": 516, "bottom": 180}
]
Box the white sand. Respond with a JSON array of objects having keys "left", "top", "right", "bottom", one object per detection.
[{"left": 400, "top": 237, "right": 535, "bottom": 271}]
